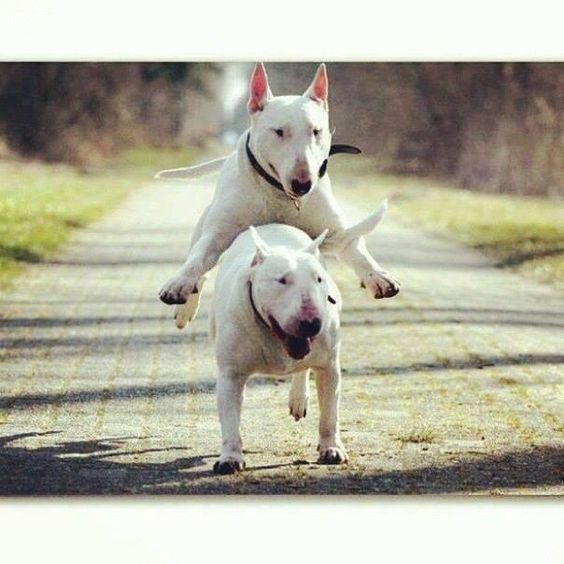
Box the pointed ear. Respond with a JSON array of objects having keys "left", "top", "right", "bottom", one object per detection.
[
  {"left": 249, "top": 226, "right": 270, "bottom": 266},
  {"left": 303, "top": 229, "right": 329, "bottom": 255},
  {"left": 303, "top": 63, "right": 328, "bottom": 108},
  {"left": 247, "top": 62, "right": 273, "bottom": 114}
]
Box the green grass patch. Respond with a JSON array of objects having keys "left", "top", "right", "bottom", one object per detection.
[
  {"left": 0, "top": 146, "right": 199, "bottom": 288},
  {"left": 332, "top": 160, "right": 564, "bottom": 288}
]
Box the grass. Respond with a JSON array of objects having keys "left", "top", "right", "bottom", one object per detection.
[
  {"left": 0, "top": 146, "right": 200, "bottom": 287},
  {"left": 396, "top": 427, "right": 436, "bottom": 445},
  {"left": 332, "top": 159, "right": 564, "bottom": 289}
]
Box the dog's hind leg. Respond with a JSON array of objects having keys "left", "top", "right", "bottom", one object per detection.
[
  {"left": 288, "top": 370, "right": 310, "bottom": 421},
  {"left": 174, "top": 275, "right": 207, "bottom": 329}
]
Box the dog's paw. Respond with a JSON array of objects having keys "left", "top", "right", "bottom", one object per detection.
[
  {"left": 213, "top": 455, "right": 245, "bottom": 475},
  {"left": 317, "top": 445, "right": 349, "bottom": 465},
  {"left": 361, "top": 271, "right": 400, "bottom": 299},
  {"left": 288, "top": 390, "right": 309, "bottom": 421},
  {"left": 159, "top": 274, "right": 197, "bottom": 305}
]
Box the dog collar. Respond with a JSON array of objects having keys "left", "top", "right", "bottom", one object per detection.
[
  {"left": 246, "top": 133, "right": 284, "bottom": 193},
  {"left": 248, "top": 281, "right": 270, "bottom": 330},
  {"left": 245, "top": 133, "right": 361, "bottom": 198}
]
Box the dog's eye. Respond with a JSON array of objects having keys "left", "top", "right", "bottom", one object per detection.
[
  {"left": 313, "top": 128, "right": 321, "bottom": 137},
  {"left": 274, "top": 128, "right": 284, "bottom": 138},
  {"left": 317, "top": 276, "right": 323, "bottom": 283},
  {"left": 277, "top": 277, "right": 287, "bottom": 285}
]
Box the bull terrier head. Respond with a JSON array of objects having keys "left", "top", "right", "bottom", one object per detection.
[
  {"left": 248, "top": 227, "right": 332, "bottom": 360},
  {"left": 247, "top": 63, "right": 331, "bottom": 200}
]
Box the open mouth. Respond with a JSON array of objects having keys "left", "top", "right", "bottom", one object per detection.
[{"left": 268, "top": 315, "right": 312, "bottom": 360}]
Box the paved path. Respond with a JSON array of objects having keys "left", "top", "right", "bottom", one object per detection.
[{"left": 0, "top": 178, "right": 563, "bottom": 495}]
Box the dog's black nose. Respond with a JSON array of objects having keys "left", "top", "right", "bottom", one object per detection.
[
  {"left": 291, "top": 179, "right": 312, "bottom": 196},
  {"left": 298, "top": 318, "right": 321, "bottom": 338}
]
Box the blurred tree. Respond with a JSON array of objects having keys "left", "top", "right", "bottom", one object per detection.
[
  {"left": 0, "top": 62, "right": 561, "bottom": 196},
  {"left": 0, "top": 63, "right": 221, "bottom": 165}
]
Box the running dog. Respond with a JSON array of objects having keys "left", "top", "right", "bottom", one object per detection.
[
  {"left": 156, "top": 63, "right": 400, "bottom": 329},
  {"left": 209, "top": 203, "right": 387, "bottom": 473}
]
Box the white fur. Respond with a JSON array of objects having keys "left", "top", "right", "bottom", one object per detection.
[
  {"left": 209, "top": 205, "right": 388, "bottom": 472},
  {"left": 158, "top": 63, "right": 399, "bottom": 327},
  {"left": 210, "top": 224, "right": 347, "bottom": 472}
]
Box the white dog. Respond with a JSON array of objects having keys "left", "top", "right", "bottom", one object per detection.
[
  {"left": 157, "top": 63, "right": 399, "bottom": 329},
  {"left": 209, "top": 203, "right": 387, "bottom": 474}
]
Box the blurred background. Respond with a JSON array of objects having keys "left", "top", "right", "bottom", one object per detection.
[
  {"left": 0, "top": 62, "right": 562, "bottom": 288},
  {"left": 0, "top": 62, "right": 562, "bottom": 196}
]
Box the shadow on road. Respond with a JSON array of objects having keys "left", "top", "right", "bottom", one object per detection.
[
  {"left": 0, "top": 432, "right": 561, "bottom": 495},
  {"left": 0, "top": 375, "right": 289, "bottom": 410},
  {"left": 1, "top": 351, "right": 562, "bottom": 411},
  {"left": 344, "top": 352, "right": 564, "bottom": 377},
  {"left": 3, "top": 306, "right": 563, "bottom": 332},
  {"left": 0, "top": 331, "right": 208, "bottom": 351},
  {"left": 0, "top": 315, "right": 163, "bottom": 329},
  {"left": 341, "top": 305, "right": 564, "bottom": 329},
  {"left": 0, "top": 432, "right": 214, "bottom": 495}
]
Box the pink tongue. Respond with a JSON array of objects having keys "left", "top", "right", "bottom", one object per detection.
[{"left": 284, "top": 335, "right": 311, "bottom": 360}]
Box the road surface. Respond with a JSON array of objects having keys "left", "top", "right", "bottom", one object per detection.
[{"left": 0, "top": 177, "right": 562, "bottom": 494}]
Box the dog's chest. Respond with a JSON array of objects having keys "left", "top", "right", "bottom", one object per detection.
[
  {"left": 261, "top": 191, "right": 327, "bottom": 238},
  {"left": 260, "top": 352, "right": 302, "bottom": 375},
  {"left": 265, "top": 200, "right": 301, "bottom": 226}
]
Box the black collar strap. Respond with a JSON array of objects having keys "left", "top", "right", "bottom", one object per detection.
[
  {"left": 245, "top": 132, "right": 361, "bottom": 194},
  {"left": 246, "top": 133, "right": 284, "bottom": 192},
  {"left": 248, "top": 281, "right": 270, "bottom": 330}
]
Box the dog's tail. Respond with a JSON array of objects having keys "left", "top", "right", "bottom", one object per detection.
[
  {"left": 154, "top": 156, "right": 228, "bottom": 181},
  {"left": 323, "top": 200, "right": 388, "bottom": 253}
]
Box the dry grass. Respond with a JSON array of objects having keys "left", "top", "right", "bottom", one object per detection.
[{"left": 396, "top": 427, "right": 437, "bottom": 445}]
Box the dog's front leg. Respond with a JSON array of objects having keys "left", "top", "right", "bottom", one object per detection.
[
  {"left": 160, "top": 230, "right": 232, "bottom": 305},
  {"left": 338, "top": 237, "right": 400, "bottom": 299},
  {"left": 214, "top": 371, "right": 248, "bottom": 474},
  {"left": 288, "top": 370, "right": 310, "bottom": 421},
  {"left": 314, "top": 363, "right": 348, "bottom": 464}
]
